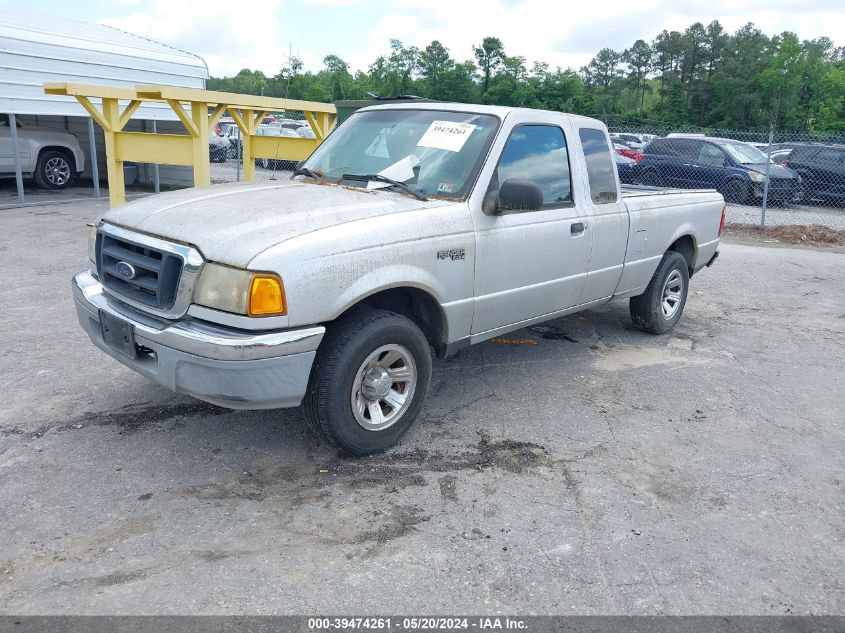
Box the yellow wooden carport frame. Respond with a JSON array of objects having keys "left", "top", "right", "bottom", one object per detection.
[{"left": 44, "top": 83, "right": 337, "bottom": 207}]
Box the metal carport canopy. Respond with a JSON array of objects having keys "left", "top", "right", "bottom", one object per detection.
[
  {"left": 1, "top": 9, "right": 209, "bottom": 207},
  {"left": 0, "top": 8, "right": 209, "bottom": 119}
]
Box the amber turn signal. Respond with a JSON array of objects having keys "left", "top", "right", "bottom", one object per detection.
[{"left": 248, "top": 274, "right": 286, "bottom": 316}]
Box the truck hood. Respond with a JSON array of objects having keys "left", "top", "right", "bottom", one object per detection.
[{"left": 102, "top": 180, "right": 449, "bottom": 268}]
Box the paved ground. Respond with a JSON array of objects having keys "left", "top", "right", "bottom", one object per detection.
[{"left": 1, "top": 201, "right": 844, "bottom": 615}]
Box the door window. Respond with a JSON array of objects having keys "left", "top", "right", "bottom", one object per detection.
[
  {"left": 579, "top": 128, "right": 618, "bottom": 204},
  {"left": 495, "top": 125, "right": 572, "bottom": 207},
  {"left": 699, "top": 143, "right": 726, "bottom": 166}
]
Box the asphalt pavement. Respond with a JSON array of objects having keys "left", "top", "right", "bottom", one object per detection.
[{"left": 1, "top": 200, "right": 843, "bottom": 615}]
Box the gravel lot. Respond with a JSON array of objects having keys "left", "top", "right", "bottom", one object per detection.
[{"left": 1, "top": 200, "right": 843, "bottom": 615}]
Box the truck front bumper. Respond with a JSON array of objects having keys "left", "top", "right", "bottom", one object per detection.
[{"left": 72, "top": 271, "right": 325, "bottom": 410}]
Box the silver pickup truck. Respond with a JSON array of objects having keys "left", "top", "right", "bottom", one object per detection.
[{"left": 73, "top": 103, "right": 723, "bottom": 454}]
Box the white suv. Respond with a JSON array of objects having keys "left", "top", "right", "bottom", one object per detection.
[{"left": 0, "top": 114, "right": 85, "bottom": 189}]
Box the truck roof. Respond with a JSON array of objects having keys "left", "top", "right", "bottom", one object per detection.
[{"left": 357, "top": 101, "right": 603, "bottom": 126}]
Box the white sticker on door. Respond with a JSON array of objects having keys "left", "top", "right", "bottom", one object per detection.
[{"left": 416, "top": 121, "right": 477, "bottom": 152}]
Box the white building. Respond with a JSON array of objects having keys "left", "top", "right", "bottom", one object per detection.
[{"left": 1, "top": 9, "right": 210, "bottom": 204}]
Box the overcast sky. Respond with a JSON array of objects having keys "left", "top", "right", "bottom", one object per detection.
[{"left": 4, "top": 0, "right": 844, "bottom": 77}]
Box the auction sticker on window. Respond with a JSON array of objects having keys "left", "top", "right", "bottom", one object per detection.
[{"left": 417, "top": 121, "right": 477, "bottom": 152}]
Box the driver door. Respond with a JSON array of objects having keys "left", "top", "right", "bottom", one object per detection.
[{"left": 471, "top": 123, "right": 593, "bottom": 336}]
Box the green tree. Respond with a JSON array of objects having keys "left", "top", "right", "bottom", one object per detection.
[
  {"left": 473, "top": 37, "right": 505, "bottom": 92},
  {"left": 419, "top": 40, "right": 452, "bottom": 99},
  {"left": 624, "top": 39, "right": 652, "bottom": 112}
]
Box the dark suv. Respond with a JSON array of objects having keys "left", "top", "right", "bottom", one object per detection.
[
  {"left": 637, "top": 136, "right": 801, "bottom": 204},
  {"left": 777, "top": 144, "right": 845, "bottom": 207}
]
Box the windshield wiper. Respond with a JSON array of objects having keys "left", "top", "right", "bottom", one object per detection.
[
  {"left": 342, "top": 173, "right": 428, "bottom": 201},
  {"left": 292, "top": 166, "right": 323, "bottom": 179}
]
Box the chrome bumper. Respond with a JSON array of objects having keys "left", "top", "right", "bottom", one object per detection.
[{"left": 72, "top": 271, "right": 325, "bottom": 409}]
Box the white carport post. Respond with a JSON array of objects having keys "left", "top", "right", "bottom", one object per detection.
[
  {"left": 87, "top": 116, "right": 101, "bottom": 198},
  {"left": 8, "top": 114, "right": 25, "bottom": 205}
]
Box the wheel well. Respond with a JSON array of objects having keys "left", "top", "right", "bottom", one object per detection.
[
  {"left": 39, "top": 146, "right": 77, "bottom": 170},
  {"left": 336, "top": 287, "right": 448, "bottom": 357},
  {"left": 668, "top": 235, "right": 696, "bottom": 273}
]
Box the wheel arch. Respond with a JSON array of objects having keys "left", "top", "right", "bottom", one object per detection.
[
  {"left": 667, "top": 234, "right": 697, "bottom": 275},
  {"left": 330, "top": 285, "right": 449, "bottom": 358},
  {"left": 38, "top": 145, "right": 77, "bottom": 165}
]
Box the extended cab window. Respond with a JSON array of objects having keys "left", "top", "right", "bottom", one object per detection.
[
  {"left": 496, "top": 125, "right": 572, "bottom": 206},
  {"left": 579, "top": 128, "right": 618, "bottom": 204}
]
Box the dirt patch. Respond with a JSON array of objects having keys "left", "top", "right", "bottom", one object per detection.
[
  {"left": 52, "top": 568, "right": 151, "bottom": 590},
  {"left": 529, "top": 324, "right": 579, "bottom": 342},
  {"left": 724, "top": 223, "right": 845, "bottom": 247},
  {"left": 3, "top": 401, "right": 230, "bottom": 439},
  {"left": 352, "top": 504, "right": 430, "bottom": 546},
  {"left": 438, "top": 475, "right": 458, "bottom": 502},
  {"left": 327, "top": 437, "right": 552, "bottom": 481},
  {"left": 178, "top": 437, "right": 553, "bottom": 505}
]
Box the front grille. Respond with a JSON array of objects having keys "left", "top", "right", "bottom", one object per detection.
[{"left": 97, "top": 232, "right": 184, "bottom": 310}]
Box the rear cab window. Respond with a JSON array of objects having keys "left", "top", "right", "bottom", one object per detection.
[{"left": 579, "top": 128, "right": 618, "bottom": 204}]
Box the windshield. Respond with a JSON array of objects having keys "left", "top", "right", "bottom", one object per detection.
[
  {"left": 722, "top": 142, "right": 769, "bottom": 164},
  {"left": 301, "top": 109, "right": 500, "bottom": 198}
]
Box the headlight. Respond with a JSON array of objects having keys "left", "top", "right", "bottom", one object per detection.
[
  {"left": 748, "top": 172, "right": 766, "bottom": 183},
  {"left": 194, "top": 263, "right": 286, "bottom": 316},
  {"left": 87, "top": 223, "right": 97, "bottom": 264}
]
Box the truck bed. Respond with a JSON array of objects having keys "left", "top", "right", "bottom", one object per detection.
[{"left": 620, "top": 184, "right": 718, "bottom": 198}]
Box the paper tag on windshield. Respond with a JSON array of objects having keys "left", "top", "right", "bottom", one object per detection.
[{"left": 417, "top": 121, "right": 477, "bottom": 152}]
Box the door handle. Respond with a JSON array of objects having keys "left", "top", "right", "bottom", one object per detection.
[{"left": 571, "top": 222, "right": 585, "bottom": 235}]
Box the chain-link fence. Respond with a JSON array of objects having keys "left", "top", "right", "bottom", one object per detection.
[
  {"left": 209, "top": 111, "right": 311, "bottom": 185},
  {"left": 606, "top": 123, "right": 845, "bottom": 231}
]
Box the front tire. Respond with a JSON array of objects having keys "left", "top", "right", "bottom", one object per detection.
[
  {"left": 34, "top": 150, "right": 75, "bottom": 190},
  {"left": 719, "top": 178, "right": 747, "bottom": 204},
  {"left": 629, "top": 251, "right": 690, "bottom": 334},
  {"left": 303, "top": 308, "right": 432, "bottom": 456}
]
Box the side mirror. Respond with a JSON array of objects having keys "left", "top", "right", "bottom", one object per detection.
[{"left": 497, "top": 179, "right": 544, "bottom": 213}]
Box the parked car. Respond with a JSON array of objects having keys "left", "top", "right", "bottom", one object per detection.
[
  {"left": 218, "top": 123, "right": 242, "bottom": 158},
  {"left": 0, "top": 113, "right": 85, "bottom": 189},
  {"left": 74, "top": 103, "right": 723, "bottom": 455},
  {"left": 278, "top": 118, "right": 308, "bottom": 131},
  {"left": 296, "top": 126, "right": 317, "bottom": 139},
  {"left": 637, "top": 135, "right": 802, "bottom": 204},
  {"left": 208, "top": 132, "right": 229, "bottom": 163},
  {"left": 255, "top": 125, "right": 301, "bottom": 169},
  {"left": 766, "top": 143, "right": 798, "bottom": 164},
  {"left": 611, "top": 133, "right": 645, "bottom": 149},
  {"left": 776, "top": 144, "right": 845, "bottom": 207},
  {"left": 612, "top": 140, "right": 643, "bottom": 162},
  {"left": 614, "top": 152, "right": 637, "bottom": 184}
]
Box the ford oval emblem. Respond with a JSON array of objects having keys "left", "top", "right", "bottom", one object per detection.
[{"left": 115, "top": 261, "right": 136, "bottom": 280}]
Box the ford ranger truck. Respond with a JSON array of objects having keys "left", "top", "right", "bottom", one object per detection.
[{"left": 73, "top": 104, "right": 723, "bottom": 455}]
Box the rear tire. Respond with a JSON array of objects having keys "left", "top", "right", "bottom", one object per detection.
[
  {"left": 629, "top": 251, "right": 690, "bottom": 334},
  {"left": 34, "top": 149, "right": 75, "bottom": 190},
  {"left": 303, "top": 308, "right": 432, "bottom": 456}
]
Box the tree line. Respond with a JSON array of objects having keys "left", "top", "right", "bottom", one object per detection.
[{"left": 207, "top": 21, "right": 845, "bottom": 132}]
